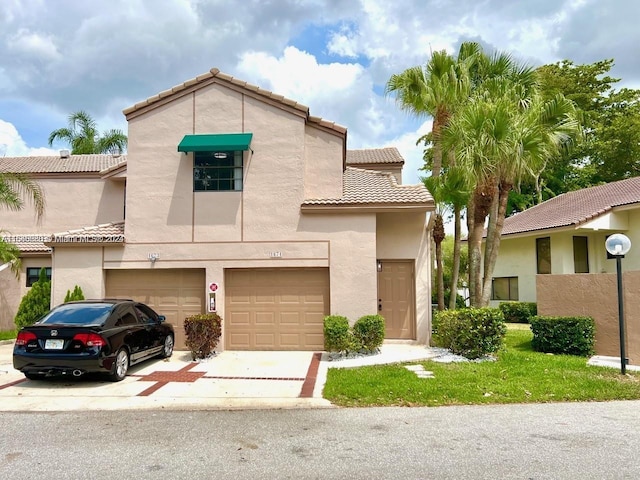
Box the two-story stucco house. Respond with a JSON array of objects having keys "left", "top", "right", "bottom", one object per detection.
[{"left": 0, "top": 68, "right": 434, "bottom": 351}]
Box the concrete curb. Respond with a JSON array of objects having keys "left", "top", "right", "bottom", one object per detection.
[{"left": 0, "top": 339, "right": 14, "bottom": 346}]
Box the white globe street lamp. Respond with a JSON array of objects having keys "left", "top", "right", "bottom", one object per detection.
[{"left": 605, "top": 233, "right": 631, "bottom": 375}]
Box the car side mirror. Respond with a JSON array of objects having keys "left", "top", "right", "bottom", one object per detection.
[{"left": 157, "top": 315, "right": 166, "bottom": 323}]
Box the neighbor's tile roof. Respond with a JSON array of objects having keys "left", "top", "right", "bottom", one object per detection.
[
  {"left": 50, "top": 222, "right": 125, "bottom": 243},
  {"left": 502, "top": 176, "right": 640, "bottom": 236},
  {"left": 123, "top": 68, "right": 347, "bottom": 134},
  {"left": 1, "top": 234, "right": 52, "bottom": 254},
  {"left": 346, "top": 147, "right": 404, "bottom": 166},
  {"left": 302, "top": 167, "right": 433, "bottom": 208},
  {"left": 0, "top": 155, "right": 126, "bottom": 174}
]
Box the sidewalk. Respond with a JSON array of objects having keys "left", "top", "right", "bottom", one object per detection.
[{"left": 0, "top": 340, "right": 436, "bottom": 411}]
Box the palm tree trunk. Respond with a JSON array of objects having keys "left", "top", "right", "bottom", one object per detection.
[
  {"left": 480, "top": 182, "right": 512, "bottom": 305},
  {"left": 448, "top": 206, "right": 462, "bottom": 309},
  {"left": 435, "top": 239, "right": 444, "bottom": 310}
]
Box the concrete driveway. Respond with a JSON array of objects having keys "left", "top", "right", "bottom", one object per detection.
[{"left": 0, "top": 340, "right": 434, "bottom": 411}]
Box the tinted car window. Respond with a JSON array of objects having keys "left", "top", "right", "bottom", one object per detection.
[
  {"left": 135, "top": 306, "right": 154, "bottom": 324},
  {"left": 37, "top": 303, "right": 112, "bottom": 326},
  {"left": 117, "top": 307, "right": 139, "bottom": 326}
]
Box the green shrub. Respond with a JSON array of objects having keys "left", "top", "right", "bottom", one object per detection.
[
  {"left": 323, "top": 315, "right": 356, "bottom": 353},
  {"left": 529, "top": 316, "right": 595, "bottom": 356},
  {"left": 499, "top": 302, "right": 537, "bottom": 323},
  {"left": 352, "top": 314, "right": 385, "bottom": 352},
  {"left": 64, "top": 285, "right": 85, "bottom": 302},
  {"left": 432, "top": 307, "right": 506, "bottom": 359},
  {"left": 15, "top": 268, "right": 51, "bottom": 329},
  {"left": 184, "top": 313, "right": 222, "bottom": 360}
]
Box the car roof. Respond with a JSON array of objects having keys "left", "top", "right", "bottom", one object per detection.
[{"left": 63, "top": 299, "right": 135, "bottom": 306}]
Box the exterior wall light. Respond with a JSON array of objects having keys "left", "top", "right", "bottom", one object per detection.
[
  {"left": 148, "top": 253, "right": 160, "bottom": 263},
  {"left": 377, "top": 260, "right": 382, "bottom": 273},
  {"left": 605, "top": 233, "right": 631, "bottom": 375}
]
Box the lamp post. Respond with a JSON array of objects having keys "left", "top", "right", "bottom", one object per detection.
[{"left": 605, "top": 233, "right": 632, "bottom": 375}]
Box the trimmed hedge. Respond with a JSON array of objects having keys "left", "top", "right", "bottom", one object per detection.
[
  {"left": 184, "top": 313, "right": 222, "bottom": 360},
  {"left": 529, "top": 316, "right": 595, "bottom": 357},
  {"left": 499, "top": 302, "right": 537, "bottom": 323},
  {"left": 323, "top": 315, "right": 354, "bottom": 353},
  {"left": 353, "top": 314, "right": 385, "bottom": 353},
  {"left": 432, "top": 307, "right": 506, "bottom": 359},
  {"left": 64, "top": 285, "right": 85, "bottom": 302},
  {"left": 15, "top": 267, "right": 51, "bottom": 329}
]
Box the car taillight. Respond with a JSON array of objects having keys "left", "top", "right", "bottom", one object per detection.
[
  {"left": 72, "top": 333, "right": 107, "bottom": 348},
  {"left": 15, "top": 331, "right": 37, "bottom": 346}
]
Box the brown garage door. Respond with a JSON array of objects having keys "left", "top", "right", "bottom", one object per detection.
[
  {"left": 225, "top": 268, "right": 329, "bottom": 350},
  {"left": 105, "top": 269, "right": 205, "bottom": 350}
]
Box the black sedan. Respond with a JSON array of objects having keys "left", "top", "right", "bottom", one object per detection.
[{"left": 13, "top": 299, "right": 174, "bottom": 382}]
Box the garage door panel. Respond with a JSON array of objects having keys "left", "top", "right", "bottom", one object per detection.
[
  {"left": 225, "top": 268, "right": 329, "bottom": 350},
  {"left": 106, "top": 269, "right": 205, "bottom": 350},
  {"left": 228, "top": 312, "right": 250, "bottom": 326}
]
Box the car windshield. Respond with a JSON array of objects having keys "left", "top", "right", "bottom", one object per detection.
[{"left": 37, "top": 303, "right": 113, "bottom": 326}]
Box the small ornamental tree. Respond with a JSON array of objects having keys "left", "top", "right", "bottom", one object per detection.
[
  {"left": 15, "top": 267, "right": 51, "bottom": 328},
  {"left": 64, "top": 285, "right": 85, "bottom": 302}
]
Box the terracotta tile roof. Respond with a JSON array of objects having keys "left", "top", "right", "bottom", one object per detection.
[
  {"left": 346, "top": 147, "right": 405, "bottom": 166},
  {"left": 502, "top": 177, "right": 640, "bottom": 236},
  {"left": 123, "top": 68, "right": 346, "bottom": 134},
  {"left": 0, "top": 234, "right": 52, "bottom": 254},
  {"left": 50, "top": 222, "right": 125, "bottom": 244},
  {"left": 0, "top": 155, "right": 126, "bottom": 174},
  {"left": 302, "top": 167, "right": 433, "bottom": 209}
]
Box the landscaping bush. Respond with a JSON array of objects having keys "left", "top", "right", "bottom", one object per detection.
[
  {"left": 529, "top": 315, "right": 595, "bottom": 356},
  {"left": 499, "top": 302, "right": 537, "bottom": 323},
  {"left": 64, "top": 285, "right": 85, "bottom": 302},
  {"left": 184, "top": 313, "right": 222, "bottom": 360},
  {"left": 14, "top": 267, "right": 51, "bottom": 329},
  {"left": 323, "top": 315, "right": 355, "bottom": 353},
  {"left": 432, "top": 307, "right": 506, "bottom": 359},
  {"left": 352, "top": 314, "right": 385, "bottom": 353}
]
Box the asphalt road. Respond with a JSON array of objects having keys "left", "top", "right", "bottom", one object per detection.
[{"left": 2, "top": 401, "right": 640, "bottom": 479}]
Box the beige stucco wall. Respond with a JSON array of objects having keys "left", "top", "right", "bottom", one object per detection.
[
  {"left": 537, "top": 272, "right": 640, "bottom": 365},
  {"left": 51, "top": 247, "right": 105, "bottom": 307},
  {"left": 1, "top": 178, "right": 124, "bottom": 234}
]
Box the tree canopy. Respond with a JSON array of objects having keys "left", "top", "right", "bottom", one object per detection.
[{"left": 48, "top": 110, "right": 127, "bottom": 154}]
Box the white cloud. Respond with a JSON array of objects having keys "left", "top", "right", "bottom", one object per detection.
[
  {"left": 0, "top": 120, "right": 56, "bottom": 157},
  {"left": 7, "top": 29, "right": 60, "bottom": 60}
]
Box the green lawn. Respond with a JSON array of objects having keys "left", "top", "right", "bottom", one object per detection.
[
  {"left": 323, "top": 326, "right": 640, "bottom": 407},
  {"left": 0, "top": 330, "right": 16, "bottom": 341}
]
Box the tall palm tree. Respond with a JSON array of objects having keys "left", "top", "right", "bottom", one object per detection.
[
  {"left": 444, "top": 82, "right": 580, "bottom": 306},
  {"left": 0, "top": 173, "right": 45, "bottom": 277},
  {"left": 48, "top": 111, "right": 127, "bottom": 154}
]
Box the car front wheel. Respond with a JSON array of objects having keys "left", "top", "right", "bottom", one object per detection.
[
  {"left": 109, "top": 348, "right": 129, "bottom": 382},
  {"left": 160, "top": 334, "right": 174, "bottom": 358}
]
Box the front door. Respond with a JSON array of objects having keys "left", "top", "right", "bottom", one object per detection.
[{"left": 377, "top": 260, "right": 415, "bottom": 339}]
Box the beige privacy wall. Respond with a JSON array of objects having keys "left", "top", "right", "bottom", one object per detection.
[{"left": 537, "top": 272, "right": 640, "bottom": 364}]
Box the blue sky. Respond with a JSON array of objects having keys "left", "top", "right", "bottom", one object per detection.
[{"left": 1, "top": 0, "right": 639, "bottom": 185}]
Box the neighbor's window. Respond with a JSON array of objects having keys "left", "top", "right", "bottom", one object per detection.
[
  {"left": 573, "top": 236, "right": 589, "bottom": 273},
  {"left": 536, "top": 237, "right": 551, "bottom": 274},
  {"left": 194, "top": 151, "right": 243, "bottom": 191},
  {"left": 26, "top": 267, "right": 52, "bottom": 287},
  {"left": 492, "top": 277, "right": 519, "bottom": 301}
]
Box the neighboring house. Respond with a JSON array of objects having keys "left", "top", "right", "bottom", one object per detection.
[
  {"left": 490, "top": 177, "right": 640, "bottom": 306},
  {"left": 0, "top": 68, "right": 434, "bottom": 351}
]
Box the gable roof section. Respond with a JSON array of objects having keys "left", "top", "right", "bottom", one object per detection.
[
  {"left": 123, "top": 68, "right": 346, "bottom": 136},
  {"left": 502, "top": 177, "right": 640, "bottom": 236},
  {"left": 346, "top": 147, "right": 404, "bottom": 166},
  {"left": 0, "top": 155, "right": 126, "bottom": 175},
  {"left": 301, "top": 167, "right": 433, "bottom": 212}
]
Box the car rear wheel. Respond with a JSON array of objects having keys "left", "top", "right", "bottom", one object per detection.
[
  {"left": 109, "top": 348, "right": 129, "bottom": 382},
  {"left": 160, "top": 334, "right": 174, "bottom": 358}
]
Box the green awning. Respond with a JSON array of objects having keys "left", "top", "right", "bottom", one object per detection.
[{"left": 177, "top": 133, "right": 253, "bottom": 153}]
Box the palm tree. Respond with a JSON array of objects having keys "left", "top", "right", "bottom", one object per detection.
[
  {"left": 48, "top": 111, "right": 127, "bottom": 154},
  {"left": 0, "top": 173, "right": 45, "bottom": 277},
  {"left": 386, "top": 43, "right": 479, "bottom": 180},
  {"left": 444, "top": 78, "right": 580, "bottom": 306}
]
